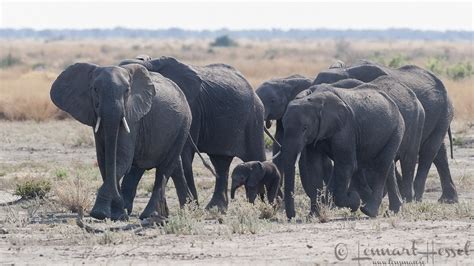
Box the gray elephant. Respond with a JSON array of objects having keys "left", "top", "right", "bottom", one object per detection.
[
  {"left": 326, "top": 77, "right": 425, "bottom": 202},
  {"left": 119, "top": 56, "right": 266, "bottom": 213},
  {"left": 255, "top": 75, "right": 313, "bottom": 172},
  {"left": 281, "top": 84, "right": 405, "bottom": 218},
  {"left": 230, "top": 161, "right": 281, "bottom": 204},
  {"left": 50, "top": 63, "right": 192, "bottom": 220},
  {"left": 314, "top": 61, "right": 457, "bottom": 203}
]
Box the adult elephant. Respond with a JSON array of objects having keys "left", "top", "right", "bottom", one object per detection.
[
  {"left": 255, "top": 75, "right": 314, "bottom": 177},
  {"left": 325, "top": 77, "right": 425, "bottom": 202},
  {"left": 50, "top": 63, "right": 192, "bottom": 220},
  {"left": 281, "top": 84, "right": 405, "bottom": 218},
  {"left": 314, "top": 61, "right": 457, "bottom": 203},
  {"left": 119, "top": 56, "right": 266, "bottom": 213}
]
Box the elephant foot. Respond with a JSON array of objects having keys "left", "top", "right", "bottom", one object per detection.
[
  {"left": 111, "top": 203, "right": 128, "bottom": 221},
  {"left": 90, "top": 205, "right": 111, "bottom": 220},
  {"left": 141, "top": 198, "right": 169, "bottom": 220},
  {"left": 143, "top": 212, "right": 167, "bottom": 226},
  {"left": 389, "top": 200, "right": 402, "bottom": 214},
  {"left": 123, "top": 197, "right": 134, "bottom": 215},
  {"left": 414, "top": 192, "right": 423, "bottom": 202},
  {"left": 90, "top": 194, "right": 112, "bottom": 220},
  {"left": 205, "top": 194, "right": 228, "bottom": 213},
  {"left": 334, "top": 191, "right": 360, "bottom": 212},
  {"left": 360, "top": 202, "right": 380, "bottom": 218},
  {"left": 438, "top": 193, "right": 458, "bottom": 204},
  {"left": 402, "top": 193, "right": 414, "bottom": 203}
]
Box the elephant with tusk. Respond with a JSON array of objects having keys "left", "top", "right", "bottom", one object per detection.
[{"left": 50, "top": 63, "right": 192, "bottom": 221}]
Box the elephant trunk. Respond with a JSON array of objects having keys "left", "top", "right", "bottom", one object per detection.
[
  {"left": 90, "top": 106, "right": 122, "bottom": 220},
  {"left": 230, "top": 175, "right": 247, "bottom": 199},
  {"left": 281, "top": 136, "right": 304, "bottom": 219},
  {"left": 103, "top": 113, "right": 121, "bottom": 202}
]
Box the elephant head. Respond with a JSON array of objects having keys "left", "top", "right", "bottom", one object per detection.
[
  {"left": 256, "top": 75, "right": 312, "bottom": 128},
  {"left": 50, "top": 63, "right": 156, "bottom": 220},
  {"left": 230, "top": 162, "right": 266, "bottom": 203}
]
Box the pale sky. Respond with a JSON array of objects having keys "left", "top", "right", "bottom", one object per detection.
[{"left": 0, "top": 1, "right": 473, "bottom": 31}]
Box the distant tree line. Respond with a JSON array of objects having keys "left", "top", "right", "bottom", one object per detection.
[{"left": 0, "top": 27, "right": 471, "bottom": 41}]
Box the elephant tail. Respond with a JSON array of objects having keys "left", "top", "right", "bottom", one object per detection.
[
  {"left": 188, "top": 133, "right": 218, "bottom": 178},
  {"left": 448, "top": 126, "right": 454, "bottom": 159}
]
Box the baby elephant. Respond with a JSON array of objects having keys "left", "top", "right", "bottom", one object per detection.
[{"left": 230, "top": 161, "right": 281, "bottom": 204}]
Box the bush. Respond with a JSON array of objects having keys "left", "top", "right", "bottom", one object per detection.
[
  {"left": 53, "top": 176, "right": 93, "bottom": 213},
  {"left": 388, "top": 54, "right": 406, "bottom": 68},
  {"left": 446, "top": 62, "right": 472, "bottom": 80},
  {"left": 0, "top": 53, "right": 21, "bottom": 68},
  {"left": 210, "top": 35, "right": 237, "bottom": 47},
  {"left": 426, "top": 57, "right": 443, "bottom": 75},
  {"left": 15, "top": 179, "right": 51, "bottom": 199}
]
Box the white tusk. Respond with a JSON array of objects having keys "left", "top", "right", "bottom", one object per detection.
[
  {"left": 122, "top": 117, "right": 131, "bottom": 133},
  {"left": 94, "top": 117, "right": 101, "bottom": 133},
  {"left": 296, "top": 152, "right": 302, "bottom": 163},
  {"left": 271, "top": 150, "right": 281, "bottom": 160}
]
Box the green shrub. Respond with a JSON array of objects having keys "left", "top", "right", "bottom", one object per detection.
[
  {"left": 15, "top": 179, "right": 52, "bottom": 199},
  {"left": 446, "top": 62, "right": 472, "bottom": 80},
  {"left": 210, "top": 35, "right": 237, "bottom": 47},
  {"left": 264, "top": 135, "right": 273, "bottom": 151},
  {"left": 388, "top": 54, "right": 406, "bottom": 68},
  {"left": 426, "top": 57, "right": 443, "bottom": 75},
  {"left": 0, "top": 53, "right": 21, "bottom": 68}
]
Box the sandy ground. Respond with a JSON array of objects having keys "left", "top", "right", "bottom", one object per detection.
[{"left": 0, "top": 120, "right": 473, "bottom": 265}]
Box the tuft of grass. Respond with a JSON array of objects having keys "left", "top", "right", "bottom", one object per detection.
[
  {"left": 53, "top": 176, "right": 93, "bottom": 213},
  {"left": 399, "top": 201, "right": 473, "bottom": 221},
  {"left": 54, "top": 168, "right": 68, "bottom": 180},
  {"left": 225, "top": 199, "right": 266, "bottom": 234},
  {"left": 15, "top": 179, "right": 51, "bottom": 199},
  {"left": 161, "top": 202, "right": 205, "bottom": 235}
]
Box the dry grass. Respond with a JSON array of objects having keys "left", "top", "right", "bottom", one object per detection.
[
  {"left": 0, "top": 38, "right": 472, "bottom": 121},
  {"left": 53, "top": 175, "right": 94, "bottom": 213}
]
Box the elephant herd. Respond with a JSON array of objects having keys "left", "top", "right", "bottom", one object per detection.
[{"left": 50, "top": 56, "right": 458, "bottom": 221}]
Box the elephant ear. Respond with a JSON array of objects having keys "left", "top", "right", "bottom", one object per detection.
[
  {"left": 50, "top": 63, "right": 98, "bottom": 126},
  {"left": 247, "top": 162, "right": 265, "bottom": 187},
  {"left": 146, "top": 57, "right": 202, "bottom": 104},
  {"left": 121, "top": 64, "right": 156, "bottom": 123},
  {"left": 317, "top": 96, "right": 349, "bottom": 140},
  {"left": 347, "top": 64, "right": 388, "bottom": 82}
]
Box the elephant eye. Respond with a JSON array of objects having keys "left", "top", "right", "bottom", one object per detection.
[{"left": 303, "top": 125, "right": 308, "bottom": 131}]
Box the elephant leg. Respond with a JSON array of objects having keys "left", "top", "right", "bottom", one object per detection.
[
  {"left": 351, "top": 169, "right": 372, "bottom": 205},
  {"left": 399, "top": 151, "right": 417, "bottom": 202},
  {"left": 170, "top": 157, "right": 193, "bottom": 207},
  {"left": 434, "top": 143, "right": 458, "bottom": 203},
  {"left": 273, "top": 120, "right": 284, "bottom": 201},
  {"left": 299, "top": 147, "right": 324, "bottom": 216},
  {"left": 140, "top": 170, "right": 169, "bottom": 220},
  {"left": 332, "top": 159, "right": 360, "bottom": 212},
  {"left": 205, "top": 155, "right": 233, "bottom": 212},
  {"left": 111, "top": 180, "right": 128, "bottom": 221},
  {"left": 361, "top": 129, "right": 402, "bottom": 218},
  {"left": 120, "top": 166, "right": 146, "bottom": 215},
  {"left": 414, "top": 133, "right": 444, "bottom": 202},
  {"left": 386, "top": 163, "right": 403, "bottom": 213},
  {"left": 258, "top": 183, "right": 266, "bottom": 202},
  {"left": 182, "top": 147, "right": 198, "bottom": 203},
  {"left": 360, "top": 166, "right": 388, "bottom": 218}
]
